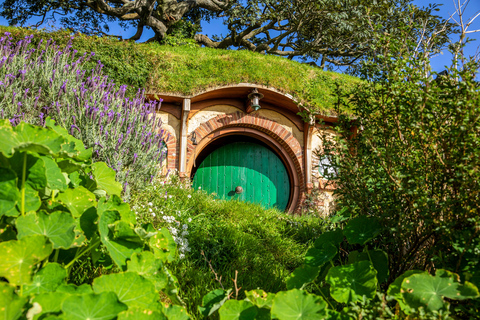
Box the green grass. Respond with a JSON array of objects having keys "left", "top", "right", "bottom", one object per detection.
[
  {"left": 131, "top": 177, "right": 328, "bottom": 319},
  {"left": 1, "top": 26, "right": 361, "bottom": 115}
]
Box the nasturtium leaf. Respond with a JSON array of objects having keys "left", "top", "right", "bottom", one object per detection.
[
  {"left": 41, "top": 156, "right": 67, "bottom": 191},
  {"left": 117, "top": 308, "right": 166, "bottom": 320},
  {"left": 22, "top": 184, "right": 42, "bottom": 212},
  {"left": 92, "top": 162, "right": 122, "bottom": 196},
  {"left": 305, "top": 243, "right": 337, "bottom": 267},
  {"left": 0, "top": 167, "right": 20, "bottom": 217},
  {"left": 150, "top": 227, "right": 177, "bottom": 263},
  {"left": 245, "top": 289, "right": 275, "bottom": 309},
  {"left": 0, "top": 120, "right": 20, "bottom": 157},
  {"left": 57, "top": 186, "right": 97, "bottom": 218},
  {"left": 161, "top": 267, "right": 184, "bottom": 306},
  {"left": 78, "top": 207, "right": 98, "bottom": 240},
  {"left": 127, "top": 252, "right": 168, "bottom": 291},
  {"left": 8, "top": 153, "right": 47, "bottom": 191},
  {"left": 387, "top": 270, "right": 424, "bottom": 314},
  {"left": 32, "top": 292, "right": 71, "bottom": 318},
  {"left": 10, "top": 122, "right": 64, "bottom": 157},
  {"left": 0, "top": 222, "right": 16, "bottom": 241},
  {"left": 0, "top": 282, "right": 27, "bottom": 320},
  {"left": 313, "top": 229, "right": 344, "bottom": 248},
  {"left": 271, "top": 289, "right": 328, "bottom": 320},
  {"left": 61, "top": 292, "right": 127, "bottom": 320},
  {"left": 162, "top": 305, "right": 191, "bottom": 320},
  {"left": 326, "top": 260, "right": 377, "bottom": 304},
  {"left": 56, "top": 283, "right": 93, "bottom": 294},
  {"left": 0, "top": 235, "right": 52, "bottom": 285},
  {"left": 401, "top": 270, "right": 480, "bottom": 312},
  {"left": 286, "top": 265, "right": 320, "bottom": 290},
  {"left": 113, "top": 221, "right": 143, "bottom": 245},
  {"left": 198, "top": 289, "right": 229, "bottom": 317},
  {"left": 218, "top": 300, "right": 257, "bottom": 320},
  {"left": 343, "top": 216, "right": 382, "bottom": 245},
  {"left": 356, "top": 250, "right": 389, "bottom": 283},
  {"left": 24, "top": 263, "right": 67, "bottom": 295},
  {"left": 44, "top": 118, "right": 92, "bottom": 161},
  {"left": 99, "top": 210, "right": 143, "bottom": 270},
  {"left": 16, "top": 211, "right": 76, "bottom": 249},
  {"left": 97, "top": 195, "right": 135, "bottom": 224},
  {"left": 93, "top": 272, "right": 159, "bottom": 310}
]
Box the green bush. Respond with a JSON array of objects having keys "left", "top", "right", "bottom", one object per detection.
[{"left": 0, "top": 119, "right": 185, "bottom": 319}]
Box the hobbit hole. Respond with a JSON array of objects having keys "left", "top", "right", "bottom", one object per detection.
[{"left": 149, "top": 84, "right": 339, "bottom": 213}]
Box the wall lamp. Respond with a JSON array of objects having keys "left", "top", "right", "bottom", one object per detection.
[{"left": 248, "top": 88, "right": 264, "bottom": 111}]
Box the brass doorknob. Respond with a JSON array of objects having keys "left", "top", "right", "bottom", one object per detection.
[{"left": 235, "top": 186, "right": 243, "bottom": 194}]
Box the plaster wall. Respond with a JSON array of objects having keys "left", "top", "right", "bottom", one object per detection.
[
  {"left": 187, "top": 105, "right": 243, "bottom": 135},
  {"left": 257, "top": 109, "right": 304, "bottom": 145},
  {"left": 157, "top": 111, "right": 181, "bottom": 140}
]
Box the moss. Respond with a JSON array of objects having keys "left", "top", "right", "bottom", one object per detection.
[{"left": 0, "top": 26, "right": 361, "bottom": 114}]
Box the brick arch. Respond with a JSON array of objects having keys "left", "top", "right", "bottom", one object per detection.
[
  {"left": 186, "top": 112, "right": 305, "bottom": 211},
  {"left": 163, "top": 132, "right": 177, "bottom": 171}
]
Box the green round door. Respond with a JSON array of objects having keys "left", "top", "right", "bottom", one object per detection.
[{"left": 193, "top": 142, "right": 290, "bottom": 210}]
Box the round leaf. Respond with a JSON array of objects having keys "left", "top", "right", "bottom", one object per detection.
[
  {"left": 92, "top": 162, "right": 122, "bottom": 196},
  {"left": 356, "top": 250, "right": 389, "bottom": 283},
  {"left": 127, "top": 251, "right": 168, "bottom": 291},
  {"left": 93, "top": 272, "right": 159, "bottom": 310},
  {"left": 0, "top": 282, "right": 27, "bottom": 320},
  {"left": 61, "top": 292, "right": 127, "bottom": 320},
  {"left": 57, "top": 187, "right": 97, "bottom": 218},
  {"left": 16, "top": 211, "right": 77, "bottom": 249},
  {"left": 326, "top": 260, "right": 377, "bottom": 304},
  {"left": 387, "top": 270, "right": 423, "bottom": 313},
  {"left": 271, "top": 289, "right": 327, "bottom": 320},
  {"left": 150, "top": 228, "right": 177, "bottom": 263},
  {"left": 218, "top": 300, "right": 257, "bottom": 320},
  {"left": 343, "top": 216, "right": 381, "bottom": 245},
  {"left": 117, "top": 308, "right": 166, "bottom": 320},
  {"left": 0, "top": 235, "right": 53, "bottom": 285},
  {"left": 41, "top": 156, "right": 67, "bottom": 191},
  {"left": 286, "top": 265, "right": 320, "bottom": 290},
  {"left": 313, "top": 229, "right": 344, "bottom": 248},
  {"left": 0, "top": 168, "right": 20, "bottom": 218},
  {"left": 198, "top": 289, "right": 229, "bottom": 317},
  {"left": 305, "top": 243, "right": 337, "bottom": 267},
  {"left": 24, "top": 263, "right": 67, "bottom": 295},
  {"left": 162, "top": 305, "right": 191, "bottom": 320},
  {"left": 245, "top": 289, "right": 275, "bottom": 309}
]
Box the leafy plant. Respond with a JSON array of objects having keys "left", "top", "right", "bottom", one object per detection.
[{"left": 0, "top": 119, "right": 187, "bottom": 319}]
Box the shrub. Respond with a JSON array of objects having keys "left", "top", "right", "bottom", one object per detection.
[
  {"left": 0, "top": 119, "right": 186, "bottom": 319},
  {"left": 0, "top": 32, "right": 167, "bottom": 197}
]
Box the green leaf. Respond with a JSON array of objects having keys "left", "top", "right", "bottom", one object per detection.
[
  {"left": 198, "top": 289, "right": 229, "bottom": 317},
  {"left": 387, "top": 270, "right": 424, "bottom": 314},
  {"left": 127, "top": 251, "right": 168, "bottom": 292},
  {"left": 313, "top": 229, "right": 344, "bottom": 248},
  {"left": 0, "top": 282, "right": 27, "bottom": 320},
  {"left": 56, "top": 284, "right": 93, "bottom": 294},
  {"left": 305, "top": 243, "right": 337, "bottom": 267},
  {"left": 0, "top": 235, "right": 53, "bottom": 286},
  {"left": 41, "top": 157, "right": 67, "bottom": 191},
  {"left": 97, "top": 195, "right": 135, "bottom": 224},
  {"left": 218, "top": 300, "right": 257, "bottom": 320},
  {"left": 44, "top": 118, "right": 92, "bottom": 161},
  {"left": 24, "top": 263, "right": 67, "bottom": 295},
  {"left": 162, "top": 305, "right": 191, "bottom": 320},
  {"left": 150, "top": 228, "right": 177, "bottom": 263},
  {"left": 117, "top": 308, "right": 166, "bottom": 320},
  {"left": 343, "top": 216, "right": 382, "bottom": 245},
  {"left": 98, "top": 210, "right": 144, "bottom": 270},
  {"left": 356, "top": 250, "right": 389, "bottom": 283},
  {"left": 32, "top": 292, "right": 70, "bottom": 320},
  {"left": 401, "top": 270, "right": 480, "bottom": 312},
  {"left": 271, "top": 289, "right": 327, "bottom": 320},
  {"left": 92, "top": 162, "right": 122, "bottom": 196},
  {"left": 57, "top": 187, "right": 97, "bottom": 218},
  {"left": 245, "top": 290, "right": 275, "bottom": 309},
  {"left": 93, "top": 272, "right": 159, "bottom": 310},
  {"left": 0, "top": 120, "right": 20, "bottom": 158},
  {"left": 326, "top": 260, "right": 377, "bottom": 304},
  {"left": 286, "top": 265, "right": 321, "bottom": 290},
  {"left": 16, "top": 211, "right": 76, "bottom": 249},
  {"left": 22, "top": 184, "right": 41, "bottom": 212},
  {"left": 61, "top": 292, "right": 127, "bottom": 320},
  {"left": 0, "top": 168, "right": 21, "bottom": 218}
]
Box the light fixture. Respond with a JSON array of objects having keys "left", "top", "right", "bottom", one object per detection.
[
  {"left": 248, "top": 88, "right": 264, "bottom": 111},
  {"left": 191, "top": 131, "right": 198, "bottom": 145}
]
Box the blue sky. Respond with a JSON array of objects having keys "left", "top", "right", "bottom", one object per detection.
[{"left": 0, "top": 0, "right": 478, "bottom": 76}]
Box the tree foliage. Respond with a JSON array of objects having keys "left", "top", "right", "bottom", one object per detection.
[{"left": 0, "top": 0, "right": 454, "bottom": 69}]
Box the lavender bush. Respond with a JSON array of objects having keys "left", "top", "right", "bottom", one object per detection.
[{"left": 0, "top": 32, "right": 167, "bottom": 197}]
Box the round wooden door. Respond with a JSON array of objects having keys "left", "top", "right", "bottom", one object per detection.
[{"left": 192, "top": 142, "right": 290, "bottom": 210}]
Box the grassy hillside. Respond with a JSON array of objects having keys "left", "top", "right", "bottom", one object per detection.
[{"left": 0, "top": 26, "right": 360, "bottom": 114}]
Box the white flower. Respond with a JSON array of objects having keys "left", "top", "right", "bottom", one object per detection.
[
  {"left": 179, "top": 253, "right": 185, "bottom": 259},
  {"left": 187, "top": 218, "right": 192, "bottom": 222},
  {"left": 152, "top": 212, "right": 156, "bottom": 217},
  {"left": 169, "top": 228, "right": 178, "bottom": 235},
  {"left": 169, "top": 195, "right": 172, "bottom": 198},
  {"left": 181, "top": 230, "right": 189, "bottom": 236},
  {"left": 148, "top": 202, "right": 153, "bottom": 206},
  {"left": 182, "top": 224, "right": 188, "bottom": 230},
  {"left": 187, "top": 194, "right": 191, "bottom": 198},
  {"left": 198, "top": 186, "right": 202, "bottom": 190},
  {"left": 149, "top": 208, "right": 153, "bottom": 212}
]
